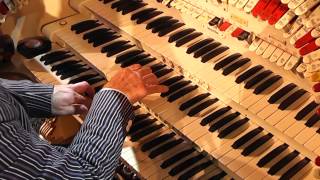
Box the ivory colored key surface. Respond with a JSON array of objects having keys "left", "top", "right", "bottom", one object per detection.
[
  {"left": 269, "top": 48, "right": 284, "bottom": 62},
  {"left": 236, "top": 0, "right": 250, "bottom": 8},
  {"left": 249, "top": 38, "right": 263, "bottom": 51},
  {"left": 307, "top": 8, "right": 320, "bottom": 28},
  {"left": 229, "top": 0, "right": 240, "bottom": 6},
  {"left": 256, "top": 41, "right": 270, "bottom": 55},
  {"left": 290, "top": 26, "right": 312, "bottom": 45},
  {"left": 288, "top": 0, "right": 305, "bottom": 9},
  {"left": 262, "top": 44, "right": 277, "bottom": 59},
  {"left": 294, "top": 124, "right": 320, "bottom": 145},
  {"left": 276, "top": 52, "right": 291, "bottom": 66},
  {"left": 284, "top": 56, "right": 299, "bottom": 70},
  {"left": 304, "top": 133, "right": 320, "bottom": 151},
  {"left": 304, "top": 49, "right": 320, "bottom": 63},
  {"left": 295, "top": 0, "right": 320, "bottom": 15}
]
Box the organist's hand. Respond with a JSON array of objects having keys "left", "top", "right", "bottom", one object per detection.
[
  {"left": 52, "top": 82, "right": 95, "bottom": 116},
  {"left": 104, "top": 64, "right": 169, "bottom": 103}
]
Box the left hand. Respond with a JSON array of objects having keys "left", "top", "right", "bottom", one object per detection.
[{"left": 52, "top": 82, "right": 95, "bottom": 116}]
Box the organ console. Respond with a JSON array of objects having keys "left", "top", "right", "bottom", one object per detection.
[{"left": 1, "top": 0, "right": 320, "bottom": 179}]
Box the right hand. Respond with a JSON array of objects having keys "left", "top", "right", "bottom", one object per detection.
[{"left": 104, "top": 64, "right": 168, "bottom": 103}]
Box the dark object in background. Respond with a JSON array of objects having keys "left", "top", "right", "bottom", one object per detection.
[
  {"left": 0, "top": 34, "right": 15, "bottom": 62},
  {"left": 17, "top": 36, "right": 52, "bottom": 59}
]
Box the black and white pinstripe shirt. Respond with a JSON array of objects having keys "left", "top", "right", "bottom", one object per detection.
[{"left": 0, "top": 78, "right": 134, "bottom": 179}]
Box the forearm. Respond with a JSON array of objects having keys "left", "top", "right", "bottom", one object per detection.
[
  {"left": 0, "top": 78, "right": 53, "bottom": 118},
  {"left": 69, "top": 89, "right": 134, "bottom": 178}
]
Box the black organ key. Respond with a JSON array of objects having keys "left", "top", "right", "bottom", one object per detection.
[
  {"left": 86, "top": 76, "right": 105, "bottom": 85},
  {"left": 186, "top": 38, "right": 214, "bottom": 54},
  {"left": 130, "top": 124, "right": 164, "bottom": 142},
  {"left": 214, "top": 53, "right": 242, "bottom": 70},
  {"left": 115, "top": 49, "right": 144, "bottom": 63},
  {"left": 103, "top": 0, "right": 115, "bottom": 3},
  {"left": 201, "top": 46, "right": 229, "bottom": 63},
  {"left": 136, "top": 11, "right": 164, "bottom": 24},
  {"left": 60, "top": 67, "right": 91, "bottom": 80},
  {"left": 161, "top": 80, "right": 192, "bottom": 97},
  {"left": 168, "top": 28, "right": 196, "bottom": 43},
  {"left": 237, "top": 31, "right": 250, "bottom": 41},
  {"left": 128, "top": 118, "right": 157, "bottom": 134},
  {"left": 158, "top": 22, "right": 185, "bottom": 37},
  {"left": 106, "top": 44, "right": 135, "bottom": 57},
  {"left": 101, "top": 40, "right": 130, "bottom": 53},
  {"left": 208, "top": 171, "right": 227, "bottom": 180},
  {"left": 131, "top": 8, "right": 156, "bottom": 20},
  {"left": 69, "top": 74, "right": 99, "bottom": 84},
  {"left": 137, "top": 57, "right": 156, "bottom": 66},
  {"left": 200, "top": 106, "right": 232, "bottom": 126},
  {"left": 40, "top": 50, "right": 70, "bottom": 62},
  {"left": 241, "top": 133, "right": 273, "bottom": 156},
  {"left": 133, "top": 113, "right": 150, "bottom": 122},
  {"left": 280, "top": 158, "right": 310, "bottom": 180},
  {"left": 168, "top": 85, "right": 198, "bottom": 103},
  {"left": 149, "top": 139, "right": 184, "bottom": 159},
  {"left": 179, "top": 93, "right": 211, "bottom": 111},
  {"left": 232, "top": 127, "right": 263, "bottom": 149},
  {"left": 218, "top": 118, "right": 249, "bottom": 138},
  {"left": 169, "top": 154, "right": 205, "bottom": 176},
  {"left": 154, "top": 68, "right": 173, "bottom": 78},
  {"left": 92, "top": 34, "right": 121, "bottom": 47},
  {"left": 209, "top": 17, "right": 220, "bottom": 26},
  {"left": 141, "top": 132, "right": 176, "bottom": 152},
  {"left": 122, "top": 2, "right": 147, "bottom": 15},
  {"left": 268, "top": 150, "right": 299, "bottom": 175},
  {"left": 115, "top": 0, "right": 144, "bottom": 12},
  {"left": 295, "top": 101, "right": 318, "bottom": 120},
  {"left": 187, "top": 98, "right": 219, "bottom": 117},
  {"left": 146, "top": 16, "right": 174, "bottom": 30},
  {"left": 161, "top": 76, "right": 184, "bottom": 86},
  {"left": 305, "top": 114, "right": 320, "bottom": 127},
  {"left": 209, "top": 112, "right": 241, "bottom": 132},
  {"left": 222, "top": 58, "right": 251, "bottom": 76},
  {"left": 51, "top": 60, "right": 81, "bottom": 71},
  {"left": 235, "top": 65, "right": 264, "bottom": 84},
  {"left": 83, "top": 28, "right": 112, "bottom": 40},
  {"left": 178, "top": 160, "right": 213, "bottom": 180},
  {"left": 193, "top": 42, "right": 221, "bottom": 58},
  {"left": 160, "top": 148, "right": 196, "bottom": 169},
  {"left": 175, "top": 32, "right": 203, "bottom": 47},
  {"left": 120, "top": 54, "right": 150, "bottom": 67},
  {"left": 43, "top": 53, "right": 74, "bottom": 65},
  {"left": 268, "top": 83, "right": 297, "bottom": 104},
  {"left": 151, "top": 63, "right": 166, "bottom": 72},
  {"left": 244, "top": 70, "right": 272, "bottom": 89},
  {"left": 278, "top": 89, "right": 308, "bottom": 110},
  {"left": 56, "top": 64, "right": 86, "bottom": 76},
  {"left": 111, "top": 0, "right": 126, "bottom": 9},
  {"left": 257, "top": 143, "right": 289, "bottom": 167},
  {"left": 71, "top": 20, "right": 102, "bottom": 34},
  {"left": 152, "top": 19, "right": 180, "bottom": 33},
  {"left": 253, "top": 75, "right": 282, "bottom": 95}
]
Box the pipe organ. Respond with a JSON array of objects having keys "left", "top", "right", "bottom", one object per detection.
[{"left": 2, "top": 0, "right": 320, "bottom": 179}]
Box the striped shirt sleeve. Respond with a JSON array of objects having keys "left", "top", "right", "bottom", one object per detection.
[
  {"left": 0, "top": 78, "right": 53, "bottom": 118},
  {"left": 0, "top": 89, "right": 134, "bottom": 179}
]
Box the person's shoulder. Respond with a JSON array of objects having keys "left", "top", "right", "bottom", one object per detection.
[{"left": 0, "top": 86, "right": 17, "bottom": 123}]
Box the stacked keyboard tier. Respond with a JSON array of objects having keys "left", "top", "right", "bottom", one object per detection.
[{"left": 36, "top": 11, "right": 320, "bottom": 179}]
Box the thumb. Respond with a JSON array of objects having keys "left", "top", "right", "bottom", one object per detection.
[
  {"left": 62, "top": 105, "right": 88, "bottom": 115},
  {"left": 70, "top": 81, "right": 95, "bottom": 98}
]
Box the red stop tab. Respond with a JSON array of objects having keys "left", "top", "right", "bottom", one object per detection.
[
  {"left": 268, "top": 3, "right": 289, "bottom": 25},
  {"left": 259, "top": 0, "right": 281, "bottom": 21},
  {"left": 252, "top": 0, "right": 272, "bottom": 17},
  {"left": 299, "top": 38, "right": 320, "bottom": 56},
  {"left": 218, "top": 21, "right": 232, "bottom": 31},
  {"left": 313, "top": 83, "right": 320, "bottom": 92},
  {"left": 0, "top": 1, "right": 9, "bottom": 15},
  {"left": 231, "top": 27, "right": 244, "bottom": 37}
]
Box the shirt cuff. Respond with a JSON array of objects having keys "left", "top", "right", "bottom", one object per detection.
[{"left": 100, "top": 88, "right": 131, "bottom": 102}]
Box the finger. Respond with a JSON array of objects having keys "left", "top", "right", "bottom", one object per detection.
[
  {"left": 146, "top": 84, "right": 169, "bottom": 94},
  {"left": 143, "top": 74, "right": 159, "bottom": 85},
  {"left": 128, "top": 64, "right": 142, "bottom": 71},
  {"left": 70, "top": 81, "right": 95, "bottom": 98},
  {"left": 138, "top": 67, "right": 152, "bottom": 77},
  {"left": 64, "top": 104, "right": 88, "bottom": 115},
  {"left": 74, "top": 93, "right": 92, "bottom": 108}
]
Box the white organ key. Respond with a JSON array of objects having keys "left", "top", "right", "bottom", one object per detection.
[
  {"left": 275, "top": 10, "right": 296, "bottom": 29},
  {"left": 281, "top": 0, "right": 292, "bottom": 4},
  {"left": 306, "top": 135, "right": 320, "bottom": 152},
  {"left": 229, "top": 0, "right": 240, "bottom": 6},
  {"left": 288, "top": 0, "right": 305, "bottom": 9},
  {"left": 262, "top": 44, "right": 277, "bottom": 59},
  {"left": 249, "top": 38, "right": 263, "bottom": 51},
  {"left": 304, "top": 49, "right": 320, "bottom": 63},
  {"left": 284, "top": 56, "right": 299, "bottom": 70},
  {"left": 244, "top": 0, "right": 260, "bottom": 12},
  {"left": 236, "top": 0, "right": 250, "bottom": 8},
  {"left": 256, "top": 41, "right": 270, "bottom": 55},
  {"left": 296, "top": 63, "right": 307, "bottom": 73},
  {"left": 295, "top": 124, "right": 319, "bottom": 144},
  {"left": 269, "top": 48, "right": 284, "bottom": 62},
  {"left": 307, "top": 7, "right": 320, "bottom": 28},
  {"left": 306, "top": 61, "right": 320, "bottom": 72},
  {"left": 290, "top": 26, "right": 312, "bottom": 45},
  {"left": 276, "top": 52, "right": 291, "bottom": 66},
  {"left": 295, "top": 0, "right": 320, "bottom": 16}
]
